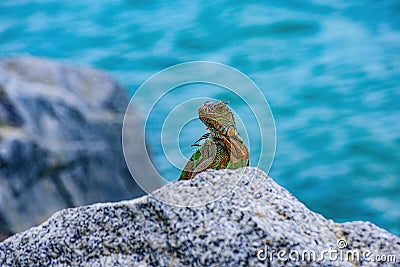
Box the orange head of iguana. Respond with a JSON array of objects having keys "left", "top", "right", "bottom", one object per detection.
[{"left": 198, "top": 100, "right": 236, "bottom": 137}]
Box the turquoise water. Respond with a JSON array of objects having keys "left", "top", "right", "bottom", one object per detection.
[{"left": 1, "top": 1, "right": 399, "bottom": 235}]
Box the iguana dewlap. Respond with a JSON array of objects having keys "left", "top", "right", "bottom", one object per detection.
[{"left": 179, "top": 100, "right": 249, "bottom": 180}]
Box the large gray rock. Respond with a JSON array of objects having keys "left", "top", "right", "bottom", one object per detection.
[
  {"left": 1, "top": 167, "right": 398, "bottom": 266},
  {"left": 0, "top": 56, "right": 144, "bottom": 240}
]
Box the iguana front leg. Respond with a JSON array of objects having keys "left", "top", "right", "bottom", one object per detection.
[
  {"left": 219, "top": 134, "right": 249, "bottom": 169},
  {"left": 193, "top": 138, "right": 217, "bottom": 173},
  {"left": 179, "top": 138, "right": 217, "bottom": 180}
]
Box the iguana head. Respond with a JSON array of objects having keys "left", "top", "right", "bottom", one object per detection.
[{"left": 198, "top": 100, "right": 236, "bottom": 137}]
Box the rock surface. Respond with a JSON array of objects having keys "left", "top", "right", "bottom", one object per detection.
[
  {"left": 0, "top": 56, "right": 145, "bottom": 240},
  {"left": 1, "top": 167, "right": 398, "bottom": 266}
]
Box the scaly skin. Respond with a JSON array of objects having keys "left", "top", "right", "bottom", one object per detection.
[{"left": 179, "top": 101, "right": 249, "bottom": 180}]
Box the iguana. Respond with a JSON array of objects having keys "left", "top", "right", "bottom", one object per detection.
[{"left": 179, "top": 100, "right": 249, "bottom": 180}]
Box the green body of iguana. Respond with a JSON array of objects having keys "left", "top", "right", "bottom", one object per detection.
[{"left": 179, "top": 100, "right": 249, "bottom": 180}]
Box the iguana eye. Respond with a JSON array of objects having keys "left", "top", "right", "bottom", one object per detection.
[{"left": 215, "top": 101, "right": 226, "bottom": 111}]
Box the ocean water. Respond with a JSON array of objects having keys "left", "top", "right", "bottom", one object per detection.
[{"left": 1, "top": 1, "right": 399, "bottom": 235}]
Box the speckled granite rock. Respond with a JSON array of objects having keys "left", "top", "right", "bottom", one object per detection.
[
  {"left": 0, "top": 56, "right": 145, "bottom": 241},
  {"left": 1, "top": 167, "right": 398, "bottom": 266}
]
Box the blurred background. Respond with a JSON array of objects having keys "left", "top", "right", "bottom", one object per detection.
[{"left": 0, "top": 0, "right": 399, "bottom": 235}]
